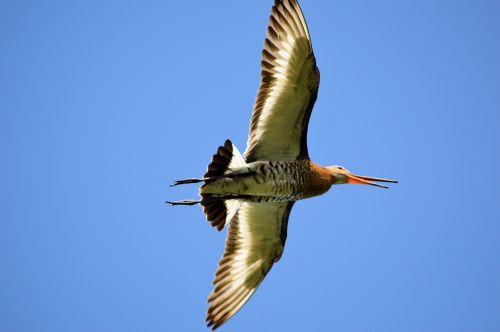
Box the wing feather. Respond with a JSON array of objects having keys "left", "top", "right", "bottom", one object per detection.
[
  {"left": 206, "top": 201, "right": 294, "bottom": 330},
  {"left": 245, "top": 0, "right": 320, "bottom": 162}
]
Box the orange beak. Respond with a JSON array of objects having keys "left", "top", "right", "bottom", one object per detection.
[{"left": 346, "top": 173, "right": 398, "bottom": 189}]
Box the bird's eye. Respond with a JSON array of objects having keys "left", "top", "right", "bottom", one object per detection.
[{"left": 337, "top": 166, "right": 343, "bottom": 170}]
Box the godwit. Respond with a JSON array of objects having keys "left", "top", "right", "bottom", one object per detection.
[{"left": 168, "top": 0, "right": 397, "bottom": 329}]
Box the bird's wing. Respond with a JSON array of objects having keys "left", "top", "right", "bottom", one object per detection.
[
  {"left": 206, "top": 201, "right": 295, "bottom": 330},
  {"left": 245, "top": 0, "right": 320, "bottom": 162}
]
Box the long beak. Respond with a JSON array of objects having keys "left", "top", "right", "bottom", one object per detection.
[{"left": 346, "top": 173, "right": 398, "bottom": 189}]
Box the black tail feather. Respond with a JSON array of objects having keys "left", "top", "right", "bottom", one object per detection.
[{"left": 204, "top": 139, "right": 234, "bottom": 178}]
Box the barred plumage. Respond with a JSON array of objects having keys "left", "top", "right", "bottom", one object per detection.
[{"left": 200, "top": 160, "right": 331, "bottom": 202}]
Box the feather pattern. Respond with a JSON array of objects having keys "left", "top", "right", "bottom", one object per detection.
[
  {"left": 206, "top": 201, "right": 294, "bottom": 330},
  {"left": 245, "top": 0, "right": 320, "bottom": 162}
]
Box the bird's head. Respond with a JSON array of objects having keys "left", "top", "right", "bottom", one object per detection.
[{"left": 326, "top": 166, "right": 398, "bottom": 189}]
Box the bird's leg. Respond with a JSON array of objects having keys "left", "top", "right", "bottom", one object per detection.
[
  {"left": 170, "top": 176, "right": 226, "bottom": 187},
  {"left": 170, "top": 178, "right": 206, "bottom": 186},
  {"left": 170, "top": 171, "right": 256, "bottom": 187},
  {"left": 166, "top": 199, "right": 201, "bottom": 206}
]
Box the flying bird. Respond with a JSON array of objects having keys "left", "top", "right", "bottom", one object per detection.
[{"left": 168, "top": 0, "right": 397, "bottom": 329}]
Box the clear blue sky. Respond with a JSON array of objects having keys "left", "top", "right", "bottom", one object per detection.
[{"left": 1, "top": 1, "right": 499, "bottom": 331}]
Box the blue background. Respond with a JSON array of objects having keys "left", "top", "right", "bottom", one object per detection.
[{"left": 1, "top": 1, "right": 499, "bottom": 331}]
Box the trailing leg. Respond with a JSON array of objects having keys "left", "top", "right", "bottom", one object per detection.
[{"left": 165, "top": 199, "right": 201, "bottom": 206}]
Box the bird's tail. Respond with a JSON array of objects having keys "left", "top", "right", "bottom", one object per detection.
[
  {"left": 169, "top": 139, "right": 248, "bottom": 231},
  {"left": 200, "top": 139, "right": 247, "bottom": 230},
  {"left": 202, "top": 139, "right": 247, "bottom": 180},
  {"left": 170, "top": 139, "right": 248, "bottom": 187}
]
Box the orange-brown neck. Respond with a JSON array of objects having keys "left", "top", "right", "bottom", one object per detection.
[{"left": 304, "top": 161, "right": 334, "bottom": 197}]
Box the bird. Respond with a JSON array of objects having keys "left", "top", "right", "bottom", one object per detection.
[{"left": 168, "top": 0, "right": 397, "bottom": 329}]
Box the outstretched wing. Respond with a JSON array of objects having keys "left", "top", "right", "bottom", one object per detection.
[
  {"left": 206, "top": 201, "right": 295, "bottom": 330},
  {"left": 245, "top": 0, "right": 320, "bottom": 163}
]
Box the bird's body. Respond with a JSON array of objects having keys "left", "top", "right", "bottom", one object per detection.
[
  {"left": 168, "top": 0, "right": 397, "bottom": 329},
  {"left": 201, "top": 159, "right": 332, "bottom": 202}
]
